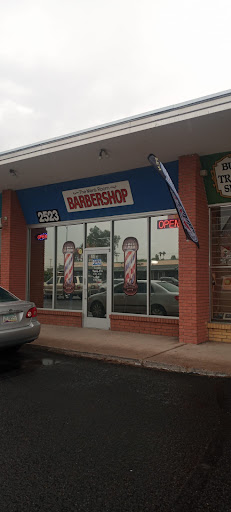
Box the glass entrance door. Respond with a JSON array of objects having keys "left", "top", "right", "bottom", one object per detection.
[{"left": 83, "top": 248, "right": 111, "bottom": 329}]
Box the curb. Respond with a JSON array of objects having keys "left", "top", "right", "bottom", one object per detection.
[
  {"left": 30, "top": 344, "right": 142, "bottom": 367},
  {"left": 29, "top": 344, "right": 231, "bottom": 378}
]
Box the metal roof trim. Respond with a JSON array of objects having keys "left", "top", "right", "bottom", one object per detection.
[{"left": 0, "top": 89, "right": 230, "bottom": 160}]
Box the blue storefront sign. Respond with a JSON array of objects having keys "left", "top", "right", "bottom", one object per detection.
[{"left": 17, "top": 163, "right": 178, "bottom": 225}]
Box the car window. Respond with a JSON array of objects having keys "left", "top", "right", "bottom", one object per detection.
[
  {"left": 0, "top": 287, "right": 18, "bottom": 302},
  {"left": 60, "top": 277, "right": 64, "bottom": 284},
  {"left": 137, "top": 282, "right": 147, "bottom": 293},
  {"left": 114, "top": 283, "right": 124, "bottom": 294},
  {"left": 157, "top": 282, "right": 179, "bottom": 292},
  {"left": 46, "top": 277, "right": 53, "bottom": 284}
]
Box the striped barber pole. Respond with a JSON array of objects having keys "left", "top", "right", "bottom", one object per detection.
[
  {"left": 62, "top": 241, "right": 76, "bottom": 295},
  {"left": 122, "top": 237, "right": 139, "bottom": 296}
]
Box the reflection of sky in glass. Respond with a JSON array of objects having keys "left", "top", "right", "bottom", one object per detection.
[
  {"left": 114, "top": 218, "right": 147, "bottom": 261},
  {"left": 57, "top": 225, "right": 84, "bottom": 267},
  {"left": 151, "top": 216, "right": 179, "bottom": 260},
  {"left": 115, "top": 216, "right": 178, "bottom": 261}
]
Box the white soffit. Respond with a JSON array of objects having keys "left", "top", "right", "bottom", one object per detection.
[{"left": 0, "top": 90, "right": 230, "bottom": 191}]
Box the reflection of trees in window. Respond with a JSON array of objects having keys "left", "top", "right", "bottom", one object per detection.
[
  {"left": 44, "top": 267, "right": 52, "bottom": 282},
  {"left": 87, "top": 225, "right": 120, "bottom": 255}
]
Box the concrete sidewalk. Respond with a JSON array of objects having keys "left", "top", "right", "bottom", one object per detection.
[{"left": 31, "top": 324, "right": 231, "bottom": 377}]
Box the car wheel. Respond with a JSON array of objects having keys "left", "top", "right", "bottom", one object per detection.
[
  {"left": 151, "top": 304, "right": 167, "bottom": 316},
  {"left": 63, "top": 293, "right": 72, "bottom": 300},
  {"left": 90, "top": 301, "right": 105, "bottom": 318}
]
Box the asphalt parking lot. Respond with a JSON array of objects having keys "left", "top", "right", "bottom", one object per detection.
[{"left": 0, "top": 346, "right": 231, "bottom": 512}]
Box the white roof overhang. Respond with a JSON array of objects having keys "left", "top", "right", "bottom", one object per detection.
[{"left": 0, "top": 90, "right": 230, "bottom": 192}]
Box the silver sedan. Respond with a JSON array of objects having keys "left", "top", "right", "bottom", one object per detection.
[
  {"left": 0, "top": 287, "right": 40, "bottom": 350},
  {"left": 88, "top": 280, "right": 179, "bottom": 317}
]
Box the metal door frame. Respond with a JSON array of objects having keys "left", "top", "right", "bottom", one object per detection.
[{"left": 83, "top": 247, "right": 111, "bottom": 329}]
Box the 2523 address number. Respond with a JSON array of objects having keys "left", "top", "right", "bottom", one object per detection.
[{"left": 37, "top": 210, "right": 60, "bottom": 223}]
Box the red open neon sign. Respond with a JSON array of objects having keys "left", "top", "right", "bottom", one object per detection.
[{"left": 157, "top": 219, "right": 179, "bottom": 229}]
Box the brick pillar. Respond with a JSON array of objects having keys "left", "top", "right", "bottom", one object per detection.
[
  {"left": 179, "top": 155, "right": 209, "bottom": 344},
  {"left": 1, "top": 190, "right": 27, "bottom": 299}
]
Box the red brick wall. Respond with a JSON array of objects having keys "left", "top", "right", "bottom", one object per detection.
[
  {"left": 0, "top": 190, "right": 27, "bottom": 299},
  {"left": 38, "top": 309, "right": 82, "bottom": 327},
  {"left": 178, "top": 154, "right": 209, "bottom": 344},
  {"left": 110, "top": 314, "right": 179, "bottom": 336},
  {"left": 30, "top": 228, "right": 45, "bottom": 308}
]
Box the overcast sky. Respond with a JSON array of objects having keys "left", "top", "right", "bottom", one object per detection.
[{"left": 0, "top": 0, "right": 230, "bottom": 152}]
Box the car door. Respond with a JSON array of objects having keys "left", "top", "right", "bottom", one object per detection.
[
  {"left": 44, "top": 277, "right": 53, "bottom": 297},
  {"left": 57, "top": 276, "right": 64, "bottom": 296},
  {"left": 113, "top": 281, "right": 147, "bottom": 314},
  {"left": 134, "top": 282, "right": 147, "bottom": 314},
  {"left": 113, "top": 283, "right": 126, "bottom": 312}
]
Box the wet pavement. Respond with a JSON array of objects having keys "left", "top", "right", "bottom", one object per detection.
[{"left": 0, "top": 346, "right": 231, "bottom": 511}]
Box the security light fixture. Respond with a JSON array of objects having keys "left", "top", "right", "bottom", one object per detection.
[
  {"left": 98, "top": 149, "right": 109, "bottom": 160},
  {"left": 9, "top": 168, "right": 18, "bottom": 176}
]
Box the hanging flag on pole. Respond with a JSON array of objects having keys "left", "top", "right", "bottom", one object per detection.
[{"left": 148, "top": 154, "right": 199, "bottom": 248}]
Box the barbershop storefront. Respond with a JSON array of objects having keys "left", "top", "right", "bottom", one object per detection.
[
  {"left": 0, "top": 91, "right": 231, "bottom": 344},
  {"left": 22, "top": 163, "right": 179, "bottom": 336}
]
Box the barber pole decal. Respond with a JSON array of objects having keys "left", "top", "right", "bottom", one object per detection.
[
  {"left": 122, "top": 237, "right": 139, "bottom": 296},
  {"left": 62, "top": 241, "right": 75, "bottom": 295}
]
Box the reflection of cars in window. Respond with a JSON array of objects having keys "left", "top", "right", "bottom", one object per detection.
[
  {"left": 88, "top": 280, "right": 179, "bottom": 318},
  {"left": 99, "top": 279, "right": 123, "bottom": 292},
  {"left": 44, "top": 275, "right": 100, "bottom": 299},
  {"left": 159, "top": 277, "right": 179, "bottom": 286},
  {"left": 44, "top": 276, "right": 82, "bottom": 299}
]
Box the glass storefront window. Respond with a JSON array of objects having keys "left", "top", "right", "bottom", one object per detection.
[
  {"left": 29, "top": 213, "right": 179, "bottom": 318},
  {"left": 55, "top": 224, "right": 83, "bottom": 310},
  {"left": 86, "top": 221, "right": 110, "bottom": 247},
  {"left": 113, "top": 218, "right": 147, "bottom": 314},
  {"left": 150, "top": 216, "right": 179, "bottom": 316},
  {"left": 30, "top": 227, "right": 54, "bottom": 308},
  {"left": 211, "top": 206, "right": 231, "bottom": 321}
]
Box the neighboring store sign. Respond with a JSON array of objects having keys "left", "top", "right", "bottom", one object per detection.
[
  {"left": 37, "top": 209, "right": 60, "bottom": 223},
  {"left": 212, "top": 155, "right": 231, "bottom": 198},
  {"left": 157, "top": 219, "right": 179, "bottom": 229},
  {"left": 62, "top": 180, "right": 134, "bottom": 213},
  {"left": 201, "top": 152, "right": 231, "bottom": 205}
]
